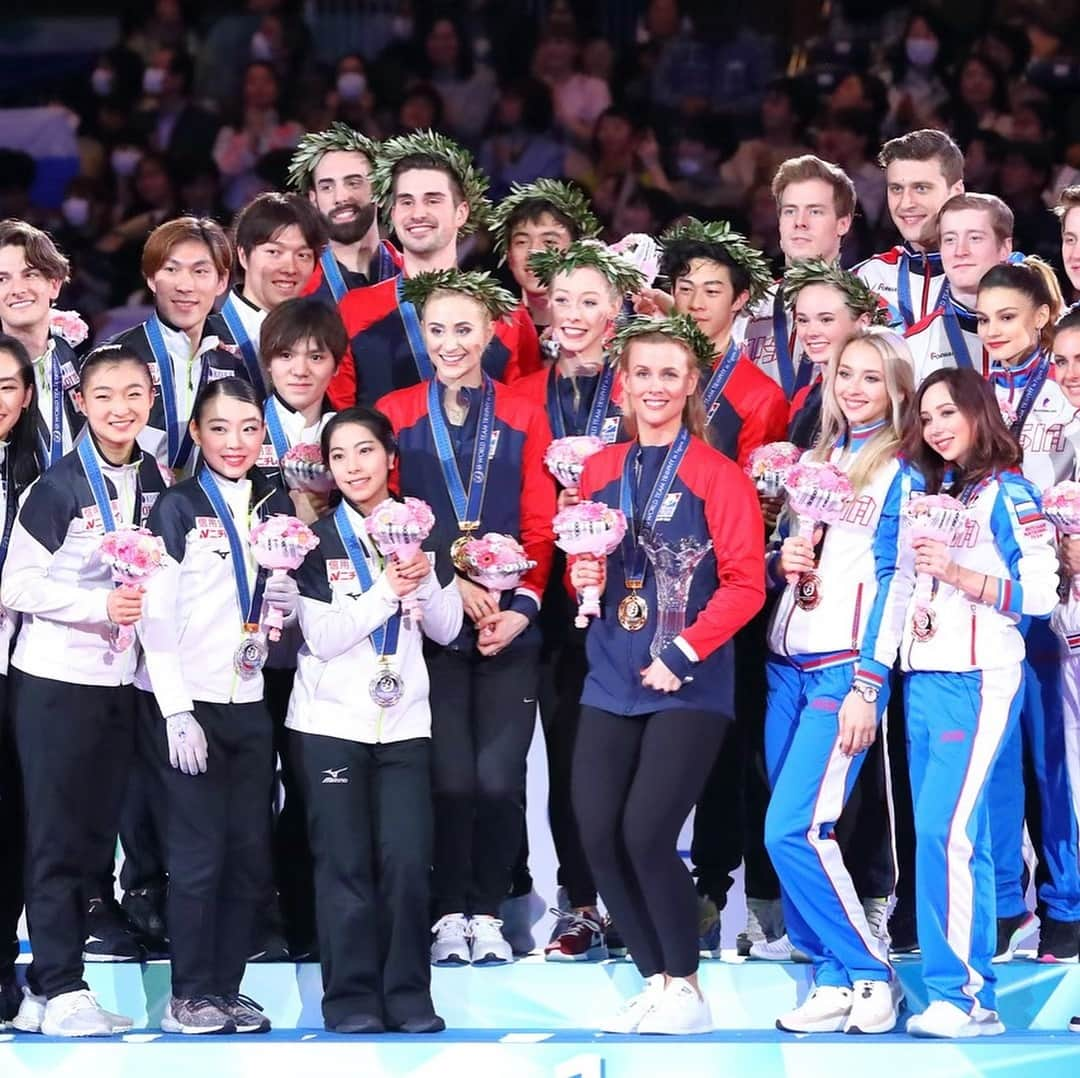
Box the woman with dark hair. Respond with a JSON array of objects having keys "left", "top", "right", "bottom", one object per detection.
[
  {"left": 138, "top": 376, "right": 294, "bottom": 1035},
  {"left": 896, "top": 367, "right": 1058, "bottom": 1038},
  {"left": 952, "top": 53, "right": 1012, "bottom": 142},
  {"left": 0, "top": 334, "right": 41, "bottom": 1024},
  {"left": 882, "top": 9, "right": 952, "bottom": 135},
  {"left": 479, "top": 78, "right": 566, "bottom": 199},
  {"left": 416, "top": 15, "right": 497, "bottom": 144},
  {"left": 286, "top": 406, "right": 462, "bottom": 1033}
]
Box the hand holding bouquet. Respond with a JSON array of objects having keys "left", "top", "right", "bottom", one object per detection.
[
  {"left": 364, "top": 497, "right": 436, "bottom": 628},
  {"left": 901, "top": 493, "right": 967, "bottom": 636},
  {"left": 553, "top": 501, "right": 628, "bottom": 627},
  {"left": 1042, "top": 481, "right": 1080, "bottom": 599},
  {"left": 99, "top": 525, "right": 168, "bottom": 652},
  {"left": 545, "top": 435, "right": 606, "bottom": 490},
  {"left": 459, "top": 533, "right": 537, "bottom": 635},
  {"left": 280, "top": 442, "right": 335, "bottom": 494},
  {"left": 746, "top": 441, "right": 802, "bottom": 497},
  {"left": 782, "top": 461, "right": 854, "bottom": 592},
  {"left": 249, "top": 514, "right": 320, "bottom": 641}
]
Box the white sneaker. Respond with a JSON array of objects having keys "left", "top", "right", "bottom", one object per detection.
[
  {"left": 907, "top": 1000, "right": 1005, "bottom": 1039},
  {"left": 737, "top": 898, "right": 778, "bottom": 956},
  {"left": 600, "top": 974, "right": 666, "bottom": 1033},
  {"left": 776, "top": 985, "right": 853, "bottom": 1033},
  {"left": 430, "top": 913, "right": 471, "bottom": 965},
  {"left": 41, "top": 990, "right": 122, "bottom": 1037},
  {"left": 844, "top": 978, "right": 903, "bottom": 1034},
  {"left": 748, "top": 933, "right": 811, "bottom": 962},
  {"left": 498, "top": 890, "right": 545, "bottom": 955},
  {"left": 469, "top": 915, "right": 513, "bottom": 965},
  {"left": 11, "top": 987, "right": 46, "bottom": 1033},
  {"left": 637, "top": 977, "right": 713, "bottom": 1035}
]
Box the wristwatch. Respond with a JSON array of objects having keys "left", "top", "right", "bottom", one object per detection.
[{"left": 851, "top": 681, "right": 879, "bottom": 704}]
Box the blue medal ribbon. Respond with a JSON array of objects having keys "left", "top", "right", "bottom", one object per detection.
[
  {"left": 319, "top": 248, "right": 349, "bottom": 303},
  {"left": 220, "top": 293, "right": 265, "bottom": 389},
  {"left": 397, "top": 277, "right": 435, "bottom": 381},
  {"left": 263, "top": 395, "right": 291, "bottom": 464},
  {"left": 897, "top": 249, "right": 946, "bottom": 329},
  {"left": 427, "top": 375, "right": 495, "bottom": 527},
  {"left": 545, "top": 363, "right": 616, "bottom": 440},
  {"left": 374, "top": 242, "right": 397, "bottom": 284},
  {"left": 939, "top": 289, "right": 976, "bottom": 373},
  {"left": 197, "top": 469, "right": 265, "bottom": 624},
  {"left": 145, "top": 314, "right": 205, "bottom": 470},
  {"left": 333, "top": 502, "right": 401, "bottom": 658},
  {"left": 78, "top": 438, "right": 120, "bottom": 533},
  {"left": 772, "top": 287, "right": 798, "bottom": 398},
  {"left": 703, "top": 339, "right": 741, "bottom": 424},
  {"left": 0, "top": 448, "right": 19, "bottom": 568},
  {"left": 1000, "top": 350, "right": 1051, "bottom": 439},
  {"left": 618, "top": 428, "right": 690, "bottom": 587}
]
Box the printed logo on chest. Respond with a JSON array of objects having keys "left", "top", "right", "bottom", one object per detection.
[
  {"left": 256, "top": 443, "right": 279, "bottom": 468},
  {"left": 656, "top": 492, "right": 682, "bottom": 522},
  {"left": 326, "top": 559, "right": 358, "bottom": 585},
  {"left": 840, "top": 495, "right": 878, "bottom": 528},
  {"left": 195, "top": 516, "right": 226, "bottom": 541}
]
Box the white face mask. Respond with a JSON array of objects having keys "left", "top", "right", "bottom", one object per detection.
[
  {"left": 91, "top": 67, "right": 114, "bottom": 96},
  {"left": 391, "top": 16, "right": 413, "bottom": 40},
  {"left": 111, "top": 147, "right": 143, "bottom": 178},
  {"left": 905, "top": 38, "right": 939, "bottom": 67},
  {"left": 336, "top": 71, "right": 366, "bottom": 101},
  {"left": 250, "top": 31, "right": 274, "bottom": 61},
  {"left": 61, "top": 197, "right": 91, "bottom": 228},
  {"left": 143, "top": 66, "right": 166, "bottom": 95}
]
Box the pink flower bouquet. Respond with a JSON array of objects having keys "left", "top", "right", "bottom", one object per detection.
[
  {"left": 99, "top": 525, "right": 167, "bottom": 652},
  {"left": 610, "top": 233, "right": 661, "bottom": 287},
  {"left": 545, "top": 435, "right": 606, "bottom": 489},
  {"left": 1043, "top": 481, "right": 1080, "bottom": 599},
  {"left": 249, "top": 514, "right": 320, "bottom": 640},
  {"left": 901, "top": 493, "right": 967, "bottom": 625},
  {"left": 553, "top": 501, "right": 628, "bottom": 627},
  {"left": 280, "top": 442, "right": 335, "bottom": 494},
  {"left": 782, "top": 461, "right": 854, "bottom": 586},
  {"left": 460, "top": 533, "right": 538, "bottom": 634},
  {"left": 364, "top": 497, "right": 436, "bottom": 627},
  {"left": 746, "top": 441, "right": 803, "bottom": 497},
  {"left": 49, "top": 308, "right": 89, "bottom": 347}
]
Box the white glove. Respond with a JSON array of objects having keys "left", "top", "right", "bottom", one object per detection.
[
  {"left": 166, "top": 712, "right": 208, "bottom": 776},
  {"left": 263, "top": 572, "right": 299, "bottom": 620}
]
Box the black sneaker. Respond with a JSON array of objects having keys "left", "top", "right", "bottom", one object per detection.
[
  {"left": 84, "top": 897, "right": 145, "bottom": 962},
  {"left": 0, "top": 977, "right": 20, "bottom": 1024},
  {"left": 992, "top": 911, "right": 1037, "bottom": 964},
  {"left": 603, "top": 916, "right": 628, "bottom": 958},
  {"left": 122, "top": 887, "right": 169, "bottom": 957},
  {"left": 1070, "top": 1014, "right": 1080, "bottom": 1033},
  {"left": 1037, "top": 915, "right": 1080, "bottom": 963},
  {"left": 248, "top": 931, "right": 290, "bottom": 963}
]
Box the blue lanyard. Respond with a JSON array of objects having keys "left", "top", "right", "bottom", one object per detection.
[
  {"left": 78, "top": 438, "right": 120, "bottom": 533},
  {"left": 37, "top": 345, "right": 65, "bottom": 468},
  {"left": 146, "top": 315, "right": 204, "bottom": 470},
  {"left": 545, "top": 363, "right": 616, "bottom": 440},
  {"left": 319, "top": 248, "right": 348, "bottom": 303},
  {"left": 197, "top": 469, "right": 263, "bottom": 624},
  {"left": 1003, "top": 351, "right": 1051, "bottom": 438},
  {"left": 897, "top": 250, "right": 945, "bottom": 329},
  {"left": 772, "top": 287, "right": 797, "bottom": 398},
  {"left": 333, "top": 502, "right": 401, "bottom": 658},
  {"left": 220, "top": 293, "right": 265, "bottom": 390},
  {"left": 939, "top": 295, "right": 976, "bottom": 373},
  {"left": 396, "top": 277, "right": 435, "bottom": 381},
  {"left": 618, "top": 428, "right": 690, "bottom": 586},
  {"left": 263, "top": 395, "right": 291, "bottom": 463},
  {"left": 427, "top": 375, "right": 495, "bottom": 528},
  {"left": 703, "top": 339, "right": 741, "bottom": 423},
  {"left": 374, "top": 242, "right": 397, "bottom": 284}
]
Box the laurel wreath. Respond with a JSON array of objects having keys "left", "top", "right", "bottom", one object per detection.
[
  {"left": 610, "top": 313, "right": 717, "bottom": 373},
  {"left": 287, "top": 122, "right": 379, "bottom": 195},
  {"left": 781, "top": 257, "right": 891, "bottom": 324},
  {"left": 527, "top": 240, "right": 646, "bottom": 297},
  {"left": 660, "top": 217, "right": 775, "bottom": 306},
  {"left": 399, "top": 269, "right": 519, "bottom": 320},
  {"left": 488, "top": 179, "right": 601, "bottom": 259}
]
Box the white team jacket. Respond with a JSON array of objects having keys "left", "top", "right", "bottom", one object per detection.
[
  {"left": 286, "top": 503, "right": 463, "bottom": 745},
  {"left": 904, "top": 298, "right": 988, "bottom": 385},
  {"left": 736, "top": 281, "right": 807, "bottom": 394},
  {"left": 853, "top": 244, "right": 946, "bottom": 330}
]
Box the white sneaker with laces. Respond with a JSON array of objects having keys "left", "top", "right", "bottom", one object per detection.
[
  {"left": 600, "top": 974, "right": 665, "bottom": 1033},
  {"left": 469, "top": 915, "right": 513, "bottom": 965},
  {"left": 907, "top": 1000, "right": 1005, "bottom": 1039},
  {"left": 430, "top": 913, "right": 471, "bottom": 965},
  {"left": 637, "top": 977, "right": 713, "bottom": 1035},
  {"left": 40, "top": 990, "right": 121, "bottom": 1038},
  {"left": 12, "top": 987, "right": 46, "bottom": 1033},
  {"left": 776, "top": 985, "right": 852, "bottom": 1033},
  {"left": 844, "top": 978, "right": 903, "bottom": 1034}
]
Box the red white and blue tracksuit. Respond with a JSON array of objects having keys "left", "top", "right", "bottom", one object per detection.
[
  {"left": 330, "top": 278, "right": 541, "bottom": 408},
  {"left": 763, "top": 427, "right": 911, "bottom": 988},
  {"left": 377, "top": 377, "right": 554, "bottom": 917},
  {"left": 853, "top": 244, "right": 946, "bottom": 331},
  {"left": 904, "top": 292, "right": 989, "bottom": 385},
  {"left": 571, "top": 432, "right": 765, "bottom": 978},
  {"left": 738, "top": 282, "right": 810, "bottom": 399},
  {"left": 985, "top": 351, "right": 1080, "bottom": 925},
  {"left": 902, "top": 469, "right": 1058, "bottom": 1013}
]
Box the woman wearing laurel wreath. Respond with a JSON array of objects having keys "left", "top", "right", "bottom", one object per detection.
[
  {"left": 763, "top": 327, "right": 914, "bottom": 1036},
  {"left": 286, "top": 405, "right": 462, "bottom": 1033},
  {"left": 376, "top": 270, "right": 555, "bottom": 969},
  {"left": 137, "top": 377, "right": 295, "bottom": 1036},
  {"left": 568, "top": 314, "right": 764, "bottom": 1035},
  {"left": 895, "top": 367, "right": 1058, "bottom": 1038}
]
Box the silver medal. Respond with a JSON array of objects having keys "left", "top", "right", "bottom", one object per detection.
[
  {"left": 234, "top": 630, "right": 269, "bottom": 679},
  {"left": 369, "top": 665, "right": 405, "bottom": 707}
]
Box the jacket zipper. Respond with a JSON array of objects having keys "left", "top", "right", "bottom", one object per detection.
[
  {"left": 850, "top": 583, "right": 863, "bottom": 652},
  {"left": 970, "top": 604, "right": 977, "bottom": 666}
]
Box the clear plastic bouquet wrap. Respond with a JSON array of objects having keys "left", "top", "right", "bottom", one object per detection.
[
  {"left": 784, "top": 461, "right": 854, "bottom": 537},
  {"left": 552, "top": 501, "right": 628, "bottom": 627},
  {"left": 1043, "top": 481, "right": 1080, "bottom": 600},
  {"left": 901, "top": 493, "right": 967, "bottom": 639},
  {"left": 544, "top": 435, "right": 606, "bottom": 489},
  {"left": 249, "top": 514, "right": 320, "bottom": 641},
  {"left": 279, "top": 442, "right": 336, "bottom": 494},
  {"left": 99, "top": 525, "right": 168, "bottom": 652},
  {"left": 364, "top": 497, "right": 436, "bottom": 628},
  {"left": 745, "top": 441, "right": 803, "bottom": 496}
]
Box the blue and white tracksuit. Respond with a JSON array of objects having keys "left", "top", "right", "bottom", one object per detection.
[
  {"left": 985, "top": 353, "right": 1080, "bottom": 923},
  {"left": 763, "top": 427, "right": 912, "bottom": 988},
  {"left": 901, "top": 470, "right": 1058, "bottom": 1013}
]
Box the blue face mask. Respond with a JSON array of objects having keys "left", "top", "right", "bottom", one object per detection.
[{"left": 905, "top": 38, "right": 939, "bottom": 67}]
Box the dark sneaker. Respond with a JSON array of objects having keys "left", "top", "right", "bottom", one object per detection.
[
  {"left": 993, "top": 911, "right": 1037, "bottom": 963},
  {"left": 121, "top": 887, "right": 169, "bottom": 956},
  {"left": 1070, "top": 1014, "right": 1080, "bottom": 1033},
  {"left": 215, "top": 993, "right": 271, "bottom": 1033},
  {"left": 603, "top": 916, "right": 628, "bottom": 959},
  {"left": 544, "top": 910, "right": 607, "bottom": 962},
  {"left": 161, "top": 996, "right": 235, "bottom": 1035},
  {"left": 84, "top": 897, "right": 145, "bottom": 962},
  {"left": 698, "top": 896, "right": 723, "bottom": 958},
  {"left": 390, "top": 1013, "right": 445, "bottom": 1034},
  {"left": 327, "top": 1012, "right": 385, "bottom": 1034},
  {"left": 1037, "top": 916, "right": 1080, "bottom": 963},
  {"left": 248, "top": 931, "right": 290, "bottom": 963}
]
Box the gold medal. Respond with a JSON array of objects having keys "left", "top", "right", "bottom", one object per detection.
[
  {"left": 617, "top": 589, "right": 649, "bottom": 631},
  {"left": 451, "top": 522, "right": 480, "bottom": 572},
  {"left": 794, "top": 571, "right": 822, "bottom": 611}
]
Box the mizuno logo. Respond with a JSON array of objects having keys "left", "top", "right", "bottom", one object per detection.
[{"left": 322, "top": 767, "right": 349, "bottom": 784}]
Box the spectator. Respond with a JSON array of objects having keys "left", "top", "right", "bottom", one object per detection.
[
  {"left": 882, "top": 8, "right": 952, "bottom": 136},
  {"left": 816, "top": 109, "right": 887, "bottom": 229},
  {"left": 213, "top": 62, "right": 303, "bottom": 213},
  {"left": 325, "top": 54, "right": 382, "bottom": 140},
  {"left": 479, "top": 79, "right": 567, "bottom": 200},
  {"left": 532, "top": 33, "right": 612, "bottom": 146},
  {"left": 1000, "top": 140, "right": 1063, "bottom": 266},
  {"left": 136, "top": 48, "right": 221, "bottom": 169},
  {"left": 668, "top": 119, "right": 730, "bottom": 209},
  {"left": 175, "top": 160, "right": 228, "bottom": 225},
  {"left": 125, "top": 0, "right": 199, "bottom": 65},
  {"left": 0, "top": 151, "right": 41, "bottom": 227},
  {"left": 830, "top": 71, "right": 889, "bottom": 119},
  {"left": 745, "top": 182, "right": 784, "bottom": 271},
  {"left": 962, "top": 130, "right": 1006, "bottom": 198},
  {"left": 567, "top": 108, "right": 671, "bottom": 198},
  {"left": 611, "top": 185, "right": 678, "bottom": 242},
  {"left": 951, "top": 53, "right": 1014, "bottom": 141},
  {"left": 394, "top": 83, "right": 445, "bottom": 136}
]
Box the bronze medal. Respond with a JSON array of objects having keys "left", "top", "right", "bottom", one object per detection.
[
  {"left": 617, "top": 590, "right": 649, "bottom": 631},
  {"left": 794, "top": 571, "right": 822, "bottom": 611},
  {"left": 451, "top": 523, "right": 479, "bottom": 572},
  {"left": 911, "top": 605, "right": 938, "bottom": 642}
]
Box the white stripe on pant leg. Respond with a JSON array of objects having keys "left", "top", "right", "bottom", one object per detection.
[
  {"left": 1059, "top": 653, "right": 1080, "bottom": 881},
  {"left": 945, "top": 664, "right": 1021, "bottom": 1007},
  {"left": 880, "top": 704, "right": 900, "bottom": 896},
  {"left": 808, "top": 740, "right": 890, "bottom": 968}
]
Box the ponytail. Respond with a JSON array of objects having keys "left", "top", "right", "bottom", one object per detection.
[{"left": 978, "top": 258, "right": 1063, "bottom": 350}]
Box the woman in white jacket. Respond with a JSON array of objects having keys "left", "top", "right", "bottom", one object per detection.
[{"left": 287, "top": 405, "right": 462, "bottom": 1035}]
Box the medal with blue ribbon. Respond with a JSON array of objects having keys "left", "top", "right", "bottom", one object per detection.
[
  {"left": 545, "top": 362, "right": 616, "bottom": 440},
  {"left": 616, "top": 428, "right": 690, "bottom": 630},
  {"left": 78, "top": 437, "right": 121, "bottom": 534},
  {"left": 772, "top": 287, "right": 799, "bottom": 399},
  {"left": 334, "top": 502, "right": 405, "bottom": 706},
  {"left": 938, "top": 286, "right": 976, "bottom": 373},
  {"left": 319, "top": 248, "right": 349, "bottom": 303},
  {"left": 198, "top": 469, "right": 268, "bottom": 678},
  {"left": 220, "top": 293, "right": 267, "bottom": 393},
  {"left": 145, "top": 315, "right": 204, "bottom": 471},
  {"left": 897, "top": 249, "right": 945, "bottom": 329},
  {"left": 427, "top": 375, "right": 495, "bottom": 569},
  {"left": 999, "top": 350, "right": 1050, "bottom": 439},
  {"left": 397, "top": 277, "right": 435, "bottom": 381},
  {"left": 703, "top": 339, "right": 741, "bottom": 425}
]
